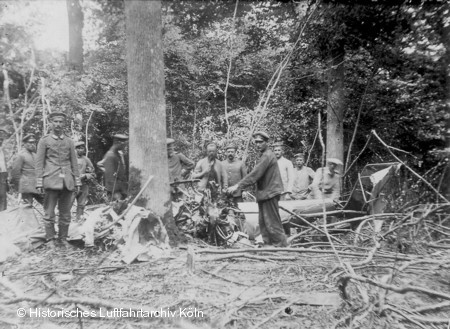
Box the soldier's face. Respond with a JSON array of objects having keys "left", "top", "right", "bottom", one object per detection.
[
  {"left": 51, "top": 117, "right": 65, "bottom": 133},
  {"left": 226, "top": 148, "right": 236, "bottom": 160},
  {"left": 274, "top": 147, "right": 283, "bottom": 159},
  {"left": 167, "top": 145, "right": 174, "bottom": 157},
  {"left": 254, "top": 139, "right": 267, "bottom": 152},
  {"left": 25, "top": 141, "right": 36, "bottom": 152},
  {"left": 296, "top": 158, "right": 304, "bottom": 168},
  {"left": 206, "top": 145, "right": 217, "bottom": 160},
  {"left": 76, "top": 146, "right": 85, "bottom": 156}
]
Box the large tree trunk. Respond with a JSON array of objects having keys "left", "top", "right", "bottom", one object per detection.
[
  {"left": 125, "top": 0, "right": 181, "bottom": 243},
  {"left": 66, "top": 0, "right": 84, "bottom": 72},
  {"left": 326, "top": 48, "right": 345, "bottom": 164},
  {"left": 441, "top": 2, "right": 450, "bottom": 199}
]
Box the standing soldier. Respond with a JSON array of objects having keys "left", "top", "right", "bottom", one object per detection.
[
  {"left": 10, "top": 134, "right": 44, "bottom": 205},
  {"left": 291, "top": 153, "right": 315, "bottom": 200},
  {"left": 102, "top": 134, "right": 129, "bottom": 201},
  {"left": 309, "top": 158, "right": 342, "bottom": 201},
  {"left": 227, "top": 132, "right": 288, "bottom": 247},
  {"left": 0, "top": 129, "right": 9, "bottom": 211},
  {"left": 73, "top": 141, "right": 95, "bottom": 220},
  {"left": 273, "top": 142, "right": 295, "bottom": 200},
  {"left": 36, "top": 112, "right": 81, "bottom": 248},
  {"left": 193, "top": 142, "right": 228, "bottom": 201},
  {"left": 167, "top": 138, "right": 194, "bottom": 182},
  {"left": 222, "top": 143, "right": 247, "bottom": 206}
]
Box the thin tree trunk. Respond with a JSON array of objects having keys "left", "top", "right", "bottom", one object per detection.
[
  {"left": 125, "top": 0, "right": 180, "bottom": 243},
  {"left": 326, "top": 49, "right": 345, "bottom": 163},
  {"left": 66, "top": 0, "right": 84, "bottom": 72}
]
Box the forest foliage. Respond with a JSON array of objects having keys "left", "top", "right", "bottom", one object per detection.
[{"left": 0, "top": 0, "right": 448, "bottom": 200}]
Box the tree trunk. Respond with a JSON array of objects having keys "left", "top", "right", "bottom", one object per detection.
[
  {"left": 441, "top": 2, "right": 450, "bottom": 199},
  {"left": 125, "top": 0, "right": 181, "bottom": 244},
  {"left": 326, "top": 48, "right": 345, "bottom": 164},
  {"left": 66, "top": 0, "right": 84, "bottom": 72}
]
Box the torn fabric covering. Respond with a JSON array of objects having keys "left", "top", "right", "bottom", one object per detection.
[
  {"left": 68, "top": 204, "right": 171, "bottom": 263},
  {"left": 0, "top": 204, "right": 45, "bottom": 262}
]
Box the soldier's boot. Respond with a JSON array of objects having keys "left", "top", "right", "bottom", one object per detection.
[
  {"left": 58, "top": 223, "right": 74, "bottom": 250},
  {"left": 76, "top": 206, "right": 84, "bottom": 221},
  {"left": 44, "top": 223, "right": 56, "bottom": 248}
]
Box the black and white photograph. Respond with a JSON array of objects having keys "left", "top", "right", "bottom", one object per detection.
[{"left": 0, "top": 0, "right": 449, "bottom": 328}]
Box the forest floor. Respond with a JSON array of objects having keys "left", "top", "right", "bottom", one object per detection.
[{"left": 1, "top": 232, "right": 450, "bottom": 329}]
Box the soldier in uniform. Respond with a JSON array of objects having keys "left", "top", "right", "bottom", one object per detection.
[
  {"left": 222, "top": 143, "right": 247, "bottom": 206},
  {"left": 102, "top": 134, "right": 128, "bottom": 201},
  {"left": 228, "top": 132, "right": 288, "bottom": 247},
  {"left": 73, "top": 141, "right": 95, "bottom": 220},
  {"left": 36, "top": 112, "right": 81, "bottom": 248},
  {"left": 10, "top": 134, "right": 44, "bottom": 205}
]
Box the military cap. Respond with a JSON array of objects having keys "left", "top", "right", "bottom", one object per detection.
[
  {"left": 22, "top": 134, "right": 36, "bottom": 143},
  {"left": 272, "top": 141, "right": 285, "bottom": 147},
  {"left": 48, "top": 111, "right": 67, "bottom": 120},
  {"left": 294, "top": 153, "right": 305, "bottom": 159},
  {"left": 225, "top": 143, "right": 237, "bottom": 150},
  {"left": 327, "top": 158, "right": 344, "bottom": 166},
  {"left": 113, "top": 134, "right": 129, "bottom": 141},
  {"left": 252, "top": 131, "right": 269, "bottom": 141},
  {"left": 75, "top": 141, "right": 85, "bottom": 148},
  {"left": 166, "top": 138, "right": 175, "bottom": 145}
]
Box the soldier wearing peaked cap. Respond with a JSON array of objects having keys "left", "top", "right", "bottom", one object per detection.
[
  {"left": 0, "top": 128, "right": 9, "bottom": 211},
  {"left": 10, "top": 134, "right": 44, "bottom": 205},
  {"left": 101, "top": 133, "right": 129, "bottom": 201},
  {"left": 228, "top": 131, "right": 288, "bottom": 247},
  {"left": 36, "top": 111, "right": 81, "bottom": 248},
  {"left": 72, "top": 141, "right": 95, "bottom": 220}
]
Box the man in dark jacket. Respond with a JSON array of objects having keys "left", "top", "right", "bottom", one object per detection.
[
  {"left": 10, "top": 134, "right": 44, "bottom": 205},
  {"left": 227, "top": 132, "right": 288, "bottom": 247},
  {"left": 36, "top": 112, "right": 81, "bottom": 248},
  {"left": 102, "top": 134, "right": 128, "bottom": 201}
]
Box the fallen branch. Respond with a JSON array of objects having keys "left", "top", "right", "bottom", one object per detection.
[
  {"left": 279, "top": 205, "right": 342, "bottom": 244},
  {"left": 195, "top": 248, "right": 413, "bottom": 261},
  {"left": 95, "top": 175, "right": 154, "bottom": 238},
  {"left": 201, "top": 269, "right": 249, "bottom": 286},
  {"left": 198, "top": 254, "right": 295, "bottom": 262},
  {"left": 339, "top": 274, "right": 450, "bottom": 301},
  {"left": 413, "top": 301, "right": 450, "bottom": 313},
  {"left": 5, "top": 266, "right": 126, "bottom": 277},
  {"left": 387, "top": 305, "right": 450, "bottom": 324}
]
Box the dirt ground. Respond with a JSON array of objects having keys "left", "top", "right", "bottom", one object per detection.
[{"left": 1, "top": 235, "right": 450, "bottom": 329}]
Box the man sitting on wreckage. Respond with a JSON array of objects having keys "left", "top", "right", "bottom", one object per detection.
[{"left": 227, "top": 131, "right": 288, "bottom": 247}]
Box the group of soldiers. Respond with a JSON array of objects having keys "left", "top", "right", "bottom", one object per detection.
[{"left": 0, "top": 110, "right": 343, "bottom": 249}]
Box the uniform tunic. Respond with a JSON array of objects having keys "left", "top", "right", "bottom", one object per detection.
[
  {"left": 237, "top": 148, "right": 287, "bottom": 247},
  {"left": 292, "top": 166, "right": 315, "bottom": 199},
  {"left": 222, "top": 158, "right": 246, "bottom": 198},
  {"left": 194, "top": 157, "right": 228, "bottom": 192},
  {"left": 309, "top": 167, "right": 341, "bottom": 200},
  {"left": 277, "top": 156, "right": 295, "bottom": 194},
  {"left": 168, "top": 153, "right": 194, "bottom": 182},
  {"left": 10, "top": 149, "right": 43, "bottom": 204},
  {"left": 35, "top": 134, "right": 81, "bottom": 190},
  {"left": 73, "top": 155, "right": 94, "bottom": 218},
  {"left": 103, "top": 149, "right": 128, "bottom": 196}
]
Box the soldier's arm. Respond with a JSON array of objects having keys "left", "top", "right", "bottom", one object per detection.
[
  {"left": 10, "top": 154, "right": 23, "bottom": 187},
  {"left": 238, "top": 154, "right": 270, "bottom": 190},
  {"left": 69, "top": 141, "right": 82, "bottom": 186},
  {"left": 35, "top": 139, "right": 46, "bottom": 188},
  {"left": 179, "top": 153, "right": 195, "bottom": 171}
]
